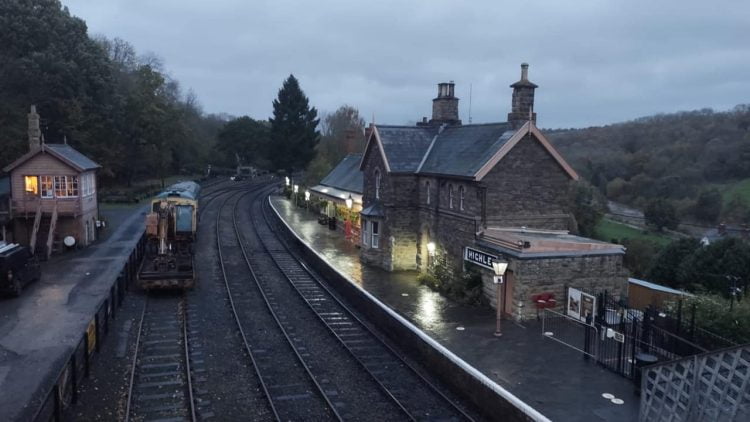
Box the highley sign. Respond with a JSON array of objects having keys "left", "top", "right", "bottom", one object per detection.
[{"left": 464, "top": 247, "right": 498, "bottom": 270}]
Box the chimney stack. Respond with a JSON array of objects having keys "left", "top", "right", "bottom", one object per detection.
[
  {"left": 428, "top": 81, "right": 461, "bottom": 126},
  {"left": 28, "top": 105, "right": 41, "bottom": 151},
  {"left": 507, "top": 63, "right": 538, "bottom": 130}
]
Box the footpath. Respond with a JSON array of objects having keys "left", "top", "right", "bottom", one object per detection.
[
  {"left": 0, "top": 204, "right": 146, "bottom": 421},
  {"left": 271, "top": 196, "right": 639, "bottom": 422}
]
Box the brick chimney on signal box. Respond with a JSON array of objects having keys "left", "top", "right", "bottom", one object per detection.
[
  {"left": 28, "top": 105, "right": 41, "bottom": 151},
  {"left": 507, "top": 63, "right": 538, "bottom": 129}
]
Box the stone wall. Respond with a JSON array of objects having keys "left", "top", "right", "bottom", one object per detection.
[
  {"left": 481, "top": 133, "right": 573, "bottom": 230},
  {"left": 479, "top": 252, "right": 628, "bottom": 320}
]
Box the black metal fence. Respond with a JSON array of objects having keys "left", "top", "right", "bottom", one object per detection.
[{"left": 30, "top": 234, "right": 145, "bottom": 422}]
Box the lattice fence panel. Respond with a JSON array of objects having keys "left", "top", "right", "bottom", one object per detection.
[{"left": 640, "top": 345, "right": 750, "bottom": 422}]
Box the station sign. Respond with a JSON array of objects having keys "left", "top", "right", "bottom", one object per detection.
[{"left": 464, "top": 247, "right": 497, "bottom": 270}]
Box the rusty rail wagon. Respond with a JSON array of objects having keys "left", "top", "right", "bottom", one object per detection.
[{"left": 138, "top": 181, "right": 200, "bottom": 289}]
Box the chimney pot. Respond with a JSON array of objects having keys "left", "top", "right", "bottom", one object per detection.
[{"left": 521, "top": 63, "right": 529, "bottom": 80}]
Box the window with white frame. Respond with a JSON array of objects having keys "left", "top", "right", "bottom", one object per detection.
[
  {"left": 426, "top": 181, "right": 431, "bottom": 204},
  {"left": 375, "top": 168, "right": 381, "bottom": 199},
  {"left": 459, "top": 186, "right": 465, "bottom": 211},
  {"left": 371, "top": 221, "right": 379, "bottom": 248},
  {"left": 362, "top": 219, "right": 369, "bottom": 246},
  {"left": 81, "top": 173, "right": 95, "bottom": 196},
  {"left": 448, "top": 184, "right": 454, "bottom": 209},
  {"left": 54, "top": 176, "right": 79, "bottom": 198},
  {"left": 41, "top": 176, "right": 53, "bottom": 198}
]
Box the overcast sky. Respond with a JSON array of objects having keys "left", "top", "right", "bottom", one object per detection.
[{"left": 64, "top": 0, "right": 749, "bottom": 129}]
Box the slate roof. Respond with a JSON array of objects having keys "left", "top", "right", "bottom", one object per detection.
[
  {"left": 419, "top": 123, "right": 513, "bottom": 177},
  {"left": 3, "top": 143, "right": 100, "bottom": 173},
  {"left": 44, "top": 144, "right": 100, "bottom": 171},
  {"left": 320, "top": 154, "right": 363, "bottom": 193},
  {"left": 375, "top": 126, "right": 438, "bottom": 173},
  {"left": 360, "top": 201, "right": 385, "bottom": 217}
]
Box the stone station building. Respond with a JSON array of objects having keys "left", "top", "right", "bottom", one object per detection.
[{"left": 357, "top": 64, "right": 627, "bottom": 320}]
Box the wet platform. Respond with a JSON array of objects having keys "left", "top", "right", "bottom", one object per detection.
[
  {"left": 271, "top": 196, "right": 639, "bottom": 422},
  {"left": 0, "top": 204, "right": 146, "bottom": 420}
]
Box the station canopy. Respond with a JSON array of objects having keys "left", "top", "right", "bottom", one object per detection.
[{"left": 310, "top": 154, "right": 363, "bottom": 206}]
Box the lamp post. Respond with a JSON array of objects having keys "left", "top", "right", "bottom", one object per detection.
[
  {"left": 285, "top": 176, "right": 290, "bottom": 187},
  {"left": 293, "top": 184, "right": 299, "bottom": 207},
  {"left": 426, "top": 242, "right": 436, "bottom": 268},
  {"left": 304, "top": 190, "right": 310, "bottom": 212},
  {"left": 492, "top": 261, "right": 508, "bottom": 337}
]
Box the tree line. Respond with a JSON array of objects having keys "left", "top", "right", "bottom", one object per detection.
[
  {"left": 547, "top": 106, "right": 750, "bottom": 226},
  {"left": 0, "top": 0, "right": 231, "bottom": 187}
]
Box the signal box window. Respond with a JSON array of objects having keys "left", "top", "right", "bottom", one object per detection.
[
  {"left": 371, "top": 221, "right": 379, "bottom": 248},
  {"left": 24, "top": 176, "right": 38, "bottom": 195}
]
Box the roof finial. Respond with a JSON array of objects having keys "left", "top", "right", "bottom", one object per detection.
[{"left": 63, "top": 135, "right": 67, "bottom": 145}]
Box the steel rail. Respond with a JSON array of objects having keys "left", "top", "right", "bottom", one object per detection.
[
  {"left": 257, "top": 189, "right": 476, "bottom": 421},
  {"left": 213, "top": 188, "right": 280, "bottom": 421},
  {"left": 228, "top": 186, "right": 344, "bottom": 421},
  {"left": 123, "top": 294, "right": 196, "bottom": 422}
]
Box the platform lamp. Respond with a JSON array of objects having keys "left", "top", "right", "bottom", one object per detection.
[
  {"left": 293, "top": 184, "right": 299, "bottom": 207},
  {"left": 304, "top": 190, "right": 310, "bottom": 211},
  {"left": 492, "top": 260, "right": 508, "bottom": 337},
  {"left": 285, "top": 176, "right": 290, "bottom": 187}
]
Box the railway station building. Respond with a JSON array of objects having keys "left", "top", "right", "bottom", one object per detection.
[
  {"left": 358, "top": 64, "right": 628, "bottom": 320},
  {"left": 309, "top": 153, "right": 364, "bottom": 237},
  {"left": 2, "top": 106, "right": 101, "bottom": 258}
]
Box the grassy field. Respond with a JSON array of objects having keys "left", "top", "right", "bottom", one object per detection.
[
  {"left": 721, "top": 178, "right": 750, "bottom": 205},
  {"left": 594, "top": 218, "right": 673, "bottom": 246}
]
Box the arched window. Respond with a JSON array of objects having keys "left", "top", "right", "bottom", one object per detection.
[
  {"left": 375, "top": 168, "right": 381, "bottom": 200},
  {"left": 448, "top": 184, "right": 454, "bottom": 209},
  {"left": 426, "top": 181, "right": 431, "bottom": 204},
  {"left": 459, "top": 186, "right": 465, "bottom": 211}
]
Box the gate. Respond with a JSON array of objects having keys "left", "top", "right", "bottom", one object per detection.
[{"left": 541, "top": 308, "right": 597, "bottom": 358}]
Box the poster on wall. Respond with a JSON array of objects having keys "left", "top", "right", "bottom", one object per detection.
[
  {"left": 567, "top": 287, "right": 596, "bottom": 324},
  {"left": 567, "top": 288, "right": 581, "bottom": 319}
]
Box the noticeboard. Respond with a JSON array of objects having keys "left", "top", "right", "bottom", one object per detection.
[{"left": 567, "top": 287, "right": 596, "bottom": 324}]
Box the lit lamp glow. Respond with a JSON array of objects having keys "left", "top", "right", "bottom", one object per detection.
[
  {"left": 304, "top": 190, "right": 310, "bottom": 201},
  {"left": 492, "top": 260, "right": 508, "bottom": 337},
  {"left": 426, "top": 242, "right": 436, "bottom": 256},
  {"left": 285, "top": 176, "right": 290, "bottom": 186},
  {"left": 345, "top": 194, "right": 353, "bottom": 210}
]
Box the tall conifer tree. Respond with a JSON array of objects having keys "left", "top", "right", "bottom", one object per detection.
[{"left": 269, "top": 74, "right": 320, "bottom": 172}]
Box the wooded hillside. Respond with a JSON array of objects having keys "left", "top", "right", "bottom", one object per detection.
[{"left": 547, "top": 106, "right": 750, "bottom": 224}]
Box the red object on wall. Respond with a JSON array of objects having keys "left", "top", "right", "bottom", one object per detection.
[{"left": 344, "top": 219, "right": 351, "bottom": 239}]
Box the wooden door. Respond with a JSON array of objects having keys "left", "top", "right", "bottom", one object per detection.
[{"left": 503, "top": 270, "right": 515, "bottom": 317}]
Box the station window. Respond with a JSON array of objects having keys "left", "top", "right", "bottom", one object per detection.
[
  {"left": 362, "top": 219, "right": 369, "bottom": 247},
  {"left": 459, "top": 186, "right": 465, "bottom": 211},
  {"left": 448, "top": 184, "right": 454, "bottom": 209},
  {"left": 426, "top": 181, "right": 431, "bottom": 204},
  {"left": 371, "top": 221, "right": 379, "bottom": 248},
  {"left": 375, "top": 169, "right": 381, "bottom": 200},
  {"left": 24, "top": 176, "right": 39, "bottom": 195}
]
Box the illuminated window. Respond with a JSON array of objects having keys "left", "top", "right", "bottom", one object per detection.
[
  {"left": 54, "top": 176, "right": 79, "bottom": 198},
  {"left": 41, "top": 176, "right": 53, "bottom": 198},
  {"left": 24, "top": 176, "right": 39, "bottom": 195}
]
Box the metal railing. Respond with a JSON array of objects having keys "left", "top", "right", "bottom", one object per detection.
[
  {"left": 30, "top": 233, "right": 145, "bottom": 422},
  {"left": 542, "top": 308, "right": 598, "bottom": 358}
]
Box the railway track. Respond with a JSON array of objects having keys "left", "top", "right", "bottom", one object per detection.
[
  {"left": 252, "top": 188, "right": 476, "bottom": 421},
  {"left": 212, "top": 185, "right": 476, "bottom": 421},
  {"left": 125, "top": 293, "right": 196, "bottom": 422},
  {"left": 216, "top": 188, "right": 338, "bottom": 420}
]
